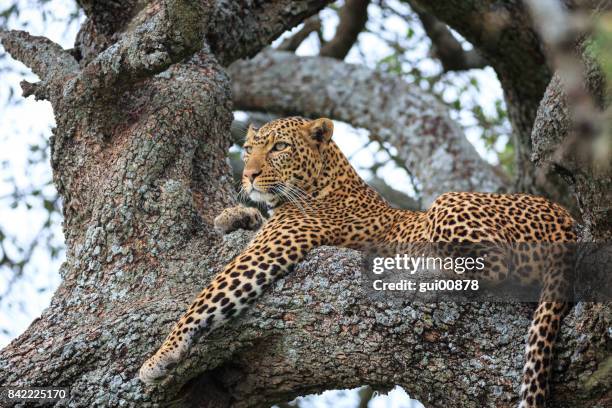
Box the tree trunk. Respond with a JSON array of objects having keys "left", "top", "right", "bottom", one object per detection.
[
  {"left": 532, "top": 66, "right": 612, "bottom": 241},
  {"left": 0, "top": 2, "right": 609, "bottom": 408}
]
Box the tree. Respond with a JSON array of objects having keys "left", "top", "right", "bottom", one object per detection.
[{"left": 0, "top": 1, "right": 609, "bottom": 407}]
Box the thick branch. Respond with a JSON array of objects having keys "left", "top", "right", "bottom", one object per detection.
[
  {"left": 229, "top": 50, "right": 507, "bottom": 205},
  {"left": 410, "top": 4, "right": 488, "bottom": 71},
  {"left": 532, "top": 67, "right": 611, "bottom": 241},
  {"left": 75, "top": 1, "right": 333, "bottom": 68},
  {"left": 78, "top": 0, "right": 205, "bottom": 91},
  {"left": 7, "top": 1, "right": 332, "bottom": 104},
  {"left": 319, "top": 0, "right": 370, "bottom": 59},
  {"left": 0, "top": 29, "right": 78, "bottom": 80},
  {"left": 527, "top": 1, "right": 612, "bottom": 241},
  {"left": 2, "top": 1, "right": 204, "bottom": 100},
  {"left": 205, "top": 0, "right": 333, "bottom": 65},
  {"left": 185, "top": 245, "right": 610, "bottom": 408},
  {"left": 2, "top": 232, "right": 608, "bottom": 407}
]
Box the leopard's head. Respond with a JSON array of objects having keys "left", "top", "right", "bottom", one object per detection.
[{"left": 241, "top": 116, "right": 334, "bottom": 206}]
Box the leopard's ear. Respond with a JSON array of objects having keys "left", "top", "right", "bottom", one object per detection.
[
  {"left": 230, "top": 121, "right": 257, "bottom": 146},
  {"left": 247, "top": 124, "right": 258, "bottom": 136},
  {"left": 238, "top": 123, "right": 258, "bottom": 146},
  {"left": 306, "top": 118, "right": 334, "bottom": 144}
]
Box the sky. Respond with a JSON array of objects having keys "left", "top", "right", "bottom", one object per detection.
[
  {"left": 0, "top": 0, "right": 79, "bottom": 346},
  {"left": 0, "top": 1, "right": 505, "bottom": 407}
]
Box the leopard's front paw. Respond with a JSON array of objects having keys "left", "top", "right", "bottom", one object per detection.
[
  {"left": 138, "top": 347, "right": 182, "bottom": 385},
  {"left": 214, "top": 205, "right": 264, "bottom": 234}
]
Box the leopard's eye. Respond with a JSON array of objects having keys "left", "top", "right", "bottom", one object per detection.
[
  {"left": 244, "top": 146, "right": 253, "bottom": 154},
  {"left": 272, "top": 142, "right": 289, "bottom": 152}
]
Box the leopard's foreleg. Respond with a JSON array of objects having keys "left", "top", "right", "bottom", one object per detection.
[
  {"left": 214, "top": 205, "right": 264, "bottom": 234},
  {"left": 139, "top": 215, "right": 324, "bottom": 384}
]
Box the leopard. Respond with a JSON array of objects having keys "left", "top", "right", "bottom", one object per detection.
[{"left": 139, "top": 117, "right": 576, "bottom": 408}]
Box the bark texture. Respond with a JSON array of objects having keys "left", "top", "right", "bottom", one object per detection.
[
  {"left": 526, "top": 0, "right": 612, "bottom": 242},
  {"left": 532, "top": 69, "right": 612, "bottom": 241},
  {"left": 74, "top": 0, "right": 333, "bottom": 67},
  {"left": 230, "top": 50, "right": 507, "bottom": 207},
  {"left": 0, "top": 1, "right": 609, "bottom": 408}
]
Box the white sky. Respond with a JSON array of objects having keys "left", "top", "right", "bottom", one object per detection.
[
  {"left": 0, "top": 0, "right": 79, "bottom": 346},
  {"left": 0, "top": 2, "right": 505, "bottom": 407}
]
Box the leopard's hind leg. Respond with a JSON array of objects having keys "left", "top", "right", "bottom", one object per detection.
[{"left": 519, "top": 246, "right": 573, "bottom": 408}]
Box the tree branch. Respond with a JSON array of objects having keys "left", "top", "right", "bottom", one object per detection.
[
  {"left": 77, "top": 0, "right": 205, "bottom": 91},
  {"left": 1, "top": 228, "right": 609, "bottom": 407},
  {"left": 205, "top": 0, "right": 334, "bottom": 65},
  {"left": 2, "top": 1, "right": 204, "bottom": 99},
  {"left": 75, "top": 1, "right": 334, "bottom": 67},
  {"left": 6, "top": 0, "right": 332, "bottom": 105},
  {"left": 229, "top": 50, "right": 507, "bottom": 205},
  {"left": 319, "top": 0, "right": 370, "bottom": 60},
  {"left": 5, "top": 0, "right": 333, "bottom": 103},
  {"left": 277, "top": 15, "right": 322, "bottom": 52},
  {"left": 0, "top": 29, "right": 79, "bottom": 102},
  {"left": 0, "top": 29, "right": 78, "bottom": 83},
  {"left": 410, "top": 4, "right": 488, "bottom": 71}
]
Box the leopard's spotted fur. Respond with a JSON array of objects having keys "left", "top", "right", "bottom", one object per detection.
[{"left": 140, "top": 117, "right": 575, "bottom": 408}]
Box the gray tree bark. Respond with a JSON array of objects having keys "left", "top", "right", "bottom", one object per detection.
[{"left": 0, "top": 2, "right": 609, "bottom": 408}]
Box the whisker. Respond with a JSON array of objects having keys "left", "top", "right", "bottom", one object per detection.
[
  {"left": 285, "top": 190, "right": 307, "bottom": 214},
  {"left": 287, "top": 184, "right": 313, "bottom": 206},
  {"left": 281, "top": 183, "right": 313, "bottom": 215},
  {"left": 237, "top": 185, "right": 249, "bottom": 203},
  {"left": 276, "top": 184, "right": 301, "bottom": 213}
]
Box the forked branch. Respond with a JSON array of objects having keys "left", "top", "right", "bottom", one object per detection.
[{"left": 410, "top": 3, "right": 488, "bottom": 71}]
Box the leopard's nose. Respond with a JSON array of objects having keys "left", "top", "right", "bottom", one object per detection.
[{"left": 244, "top": 169, "right": 262, "bottom": 182}]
